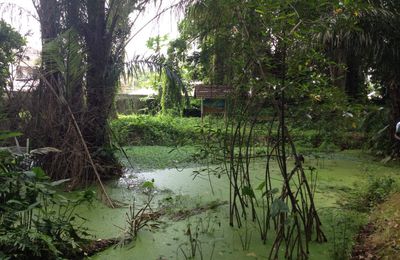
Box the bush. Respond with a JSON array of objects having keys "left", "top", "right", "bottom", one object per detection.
[
  {"left": 111, "top": 115, "right": 204, "bottom": 146},
  {"left": 291, "top": 101, "right": 369, "bottom": 150},
  {"left": 0, "top": 135, "right": 93, "bottom": 259},
  {"left": 344, "top": 176, "right": 396, "bottom": 212},
  {"left": 360, "top": 106, "right": 391, "bottom": 155}
]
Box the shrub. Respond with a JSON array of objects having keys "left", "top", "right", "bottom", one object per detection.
[
  {"left": 360, "top": 106, "right": 391, "bottom": 155},
  {"left": 344, "top": 176, "right": 396, "bottom": 212},
  {"left": 0, "top": 135, "right": 93, "bottom": 259},
  {"left": 111, "top": 115, "right": 204, "bottom": 146}
]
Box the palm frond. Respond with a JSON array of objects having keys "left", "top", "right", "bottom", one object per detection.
[{"left": 41, "top": 29, "right": 86, "bottom": 101}]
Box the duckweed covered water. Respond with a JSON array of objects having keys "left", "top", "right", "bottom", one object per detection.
[{"left": 77, "top": 151, "right": 400, "bottom": 259}]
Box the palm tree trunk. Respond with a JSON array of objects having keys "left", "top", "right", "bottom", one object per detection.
[
  {"left": 84, "top": 0, "right": 120, "bottom": 177},
  {"left": 329, "top": 47, "right": 347, "bottom": 90},
  {"left": 33, "top": 0, "right": 62, "bottom": 147},
  {"left": 345, "top": 52, "right": 364, "bottom": 100}
]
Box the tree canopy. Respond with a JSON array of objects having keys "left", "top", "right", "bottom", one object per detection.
[{"left": 0, "top": 20, "right": 25, "bottom": 91}]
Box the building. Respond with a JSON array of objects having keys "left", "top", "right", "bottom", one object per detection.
[{"left": 194, "top": 85, "right": 233, "bottom": 118}]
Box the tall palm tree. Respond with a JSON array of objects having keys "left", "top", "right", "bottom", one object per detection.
[
  {"left": 30, "top": 0, "right": 167, "bottom": 186},
  {"left": 318, "top": 0, "right": 400, "bottom": 155}
]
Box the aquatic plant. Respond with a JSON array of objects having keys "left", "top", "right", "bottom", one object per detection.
[
  {"left": 177, "top": 223, "right": 203, "bottom": 260},
  {"left": 119, "top": 179, "right": 159, "bottom": 245},
  {"left": 236, "top": 223, "right": 253, "bottom": 251},
  {"left": 188, "top": 1, "right": 329, "bottom": 258}
]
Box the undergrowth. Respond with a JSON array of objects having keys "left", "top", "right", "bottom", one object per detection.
[
  {"left": 111, "top": 114, "right": 366, "bottom": 153},
  {"left": 111, "top": 115, "right": 206, "bottom": 146},
  {"left": 343, "top": 176, "right": 397, "bottom": 212},
  {"left": 0, "top": 132, "right": 94, "bottom": 259},
  {"left": 321, "top": 209, "right": 367, "bottom": 260}
]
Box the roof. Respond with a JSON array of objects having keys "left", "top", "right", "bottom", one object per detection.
[{"left": 194, "top": 85, "right": 233, "bottom": 99}]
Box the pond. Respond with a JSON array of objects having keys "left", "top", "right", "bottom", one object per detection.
[{"left": 76, "top": 150, "right": 399, "bottom": 259}]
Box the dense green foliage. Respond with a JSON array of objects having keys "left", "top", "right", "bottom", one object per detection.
[
  {"left": 327, "top": 210, "right": 367, "bottom": 260},
  {"left": 0, "top": 20, "right": 25, "bottom": 121},
  {"left": 3, "top": 0, "right": 400, "bottom": 258},
  {"left": 147, "top": 0, "right": 399, "bottom": 157},
  {"left": 111, "top": 113, "right": 367, "bottom": 152},
  {"left": 0, "top": 133, "right": 93, "bottom": 259},
  {"left": 111, "top": 115, "right": 206, "bottom": 146},
  {"left": 344, "top": 176, "right": 397, "bottom": 212},
  {"left": 320, "top": 0, "right": 400, "bottom": 155},
  {"left": 143, "top": 35, "right": 190, "bottom": 115},
  {"left": 0, "top": 20, "right": 25, "bottom": 89}
]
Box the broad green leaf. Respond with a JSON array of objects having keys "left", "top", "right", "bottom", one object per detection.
[
  {"left": 24, "top": 171, "right": 36, "bottom": 178},
  {"left": 267, "top": 188, "right": 279, "bottom": 195}
]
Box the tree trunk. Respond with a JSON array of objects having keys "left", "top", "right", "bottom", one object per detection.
[
  {"left": 29, "top": 0, "right": 120, "bottom": 185},
  {"left": 345, "top": 51, "right": 364, "bottom": 101},
  {"left": 86, "top": 0, "right": 108, "bottom": 146},
  {"left": 84, "top": 0, "right": 120, "bottom": 177},
  {"left": 213, "top": 34, "right": 230, "bottom": 85},
  {"left": 388, "top": 80, "right": 400, "bottom": 156},
  {"left": 32, "top": 0, "right": 62, "bottom": 148},
  {"left": 329, "top": 47, "right": 347, "bottom": 90}
]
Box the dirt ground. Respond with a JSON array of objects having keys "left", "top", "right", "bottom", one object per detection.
[{"left": 352, "top": 193, "right": 400, "bottom": 259}]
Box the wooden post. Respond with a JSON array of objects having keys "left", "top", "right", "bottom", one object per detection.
[
  {"left": 224, "top": 98, "right": 227, "bottom": 122},
  {"left": 201, "top": 98, "right": 204, "bottom": 121}
]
